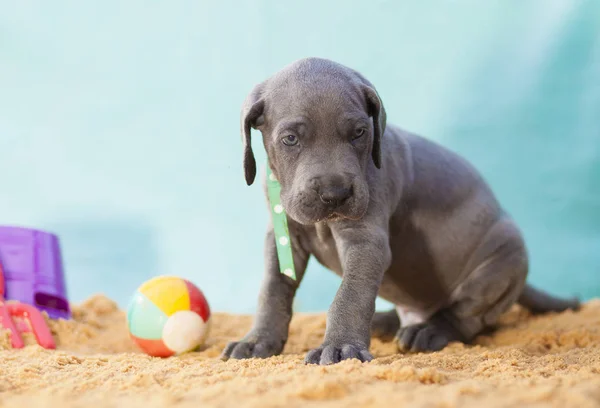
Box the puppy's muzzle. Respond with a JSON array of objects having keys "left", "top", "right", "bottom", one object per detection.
[{"left": 311, "top": 175, "right": 354, "bottom": 210}]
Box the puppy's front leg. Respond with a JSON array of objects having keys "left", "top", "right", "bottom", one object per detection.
[
  {"left": 221, "top": 226, "right": 309, "bottom": 360},
  {"left": 305, "top": 222, "right": 391, "bottom": 365}
]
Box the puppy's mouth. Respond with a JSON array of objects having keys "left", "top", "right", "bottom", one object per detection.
[
  {"left": 282, "top": 183, "right": 370, "bottom": 225},
  {"left": 326, "top": 213, "right": 342, "bottom": 221},
  {"left": 324, "top": 210, "right": 361, "bottom": 222},
  {"left": 321, "top": 213, "right": 343, "bottom": 223},
  {"left": 313, "top": 204, "right": 367, "bottom": 224}
]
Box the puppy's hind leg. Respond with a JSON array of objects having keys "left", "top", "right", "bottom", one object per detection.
[{"left": 396, "top": 218, "right": 528, "bottom": 352}]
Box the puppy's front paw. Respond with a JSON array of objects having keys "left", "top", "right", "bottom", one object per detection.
[
  {"left": 395, "top": 323, "right": 452, "bottom": 352},
  {"left": 304, "top": 343, "right": 373, "bottom": 365},
  {"left": 220, "top": 334, "right": 285, "bottom": 361}
]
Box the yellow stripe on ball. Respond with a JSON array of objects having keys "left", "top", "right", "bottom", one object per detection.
[{"left": 138, "top": 275, "right": 190, "bottom": 316}]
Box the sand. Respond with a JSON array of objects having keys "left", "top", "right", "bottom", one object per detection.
[{"left": 0, "top": 295, "right": 599, "bottom": 408}]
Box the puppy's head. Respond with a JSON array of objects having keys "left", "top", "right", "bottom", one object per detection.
[{"left": 240, "top": 58, "right": 386, "bottom": 225}]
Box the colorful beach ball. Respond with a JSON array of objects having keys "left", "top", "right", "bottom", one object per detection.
[{"left": 127, "top": 275, "right": 211, "bottom": 357}]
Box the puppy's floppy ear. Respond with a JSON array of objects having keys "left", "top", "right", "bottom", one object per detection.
[
  {"left": 362, "top": 85, "right": 386, "bottom": 169},
  {"left": 240, "top": 83, "right": 266, "bottom": 185}
]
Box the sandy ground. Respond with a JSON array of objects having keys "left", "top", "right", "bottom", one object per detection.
[{"left": 0, "top": 295, "right": 599, "bottom": 408}]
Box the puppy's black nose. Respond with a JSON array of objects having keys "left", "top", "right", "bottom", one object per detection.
[{"left": 319, "top": 185, "right": 353, "bottom": 207}]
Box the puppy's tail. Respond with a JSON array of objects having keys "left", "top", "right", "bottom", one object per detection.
[{"left": 517, "top": 283, "right": 581, "bottom": 314}]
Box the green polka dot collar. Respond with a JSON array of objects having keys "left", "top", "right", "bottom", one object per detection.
[{"left": 266, "top": 162, "right": 297, "bottom": 281}]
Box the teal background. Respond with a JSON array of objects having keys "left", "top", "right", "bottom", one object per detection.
[{"left": 0, "top": 1, "right": 598, "bottom": 313}]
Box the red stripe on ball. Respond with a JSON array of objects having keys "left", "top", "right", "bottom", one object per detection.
[
  {"left": 184, "top": 279, "right": 210, "bottom": 322},
  {"left": 130, "top": 333, "right": 174, "bottom": 358}
]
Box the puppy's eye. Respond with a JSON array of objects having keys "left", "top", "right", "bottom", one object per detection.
[
  {"left": 282, "top": 134, "right": 299, "bottom": 146},
  {"left": 353, "top": 128, "right": 366, "bottom": 141}
]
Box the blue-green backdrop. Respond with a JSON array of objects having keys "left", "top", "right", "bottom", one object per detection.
[{"left": 1, "top": 1, "right": 598, "bottom": 313}]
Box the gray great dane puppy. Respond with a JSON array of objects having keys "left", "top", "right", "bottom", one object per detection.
[{"left": 221, "top": 57, "right": 579, "bottom": 365}]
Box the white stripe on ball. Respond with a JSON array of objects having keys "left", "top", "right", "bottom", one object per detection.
[{"left": 162, "top": 311, "right": 207, "bottom": 354}]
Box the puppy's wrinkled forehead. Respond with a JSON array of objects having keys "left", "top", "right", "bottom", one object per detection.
[{"left": 263, "top": 72, "right": 368, "bottom": 131}]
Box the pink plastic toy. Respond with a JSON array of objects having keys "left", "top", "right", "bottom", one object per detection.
[{"left": 0, "top": 259, "right": 56, "bottom": 349}]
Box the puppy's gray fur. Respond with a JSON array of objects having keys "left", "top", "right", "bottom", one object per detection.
[{"left": 221, "top": 57, "right": 579, "bottom": 365}]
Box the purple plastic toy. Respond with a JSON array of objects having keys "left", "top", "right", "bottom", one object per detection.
[{"left": 0, "top": 226, "right": 71, "bottom": 320}]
